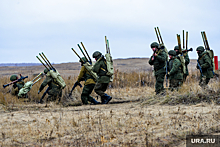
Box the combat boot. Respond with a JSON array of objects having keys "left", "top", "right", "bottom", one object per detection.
[
  {"left": 101, "top": 94, "right": 112, "bottom": 104},
  {"left": 90, "top": 98, "right": 101, "bottom": 105}
]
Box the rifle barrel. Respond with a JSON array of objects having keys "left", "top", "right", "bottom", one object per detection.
[{"left": 80, "top": 42, "right": 92, "bottom": 63}]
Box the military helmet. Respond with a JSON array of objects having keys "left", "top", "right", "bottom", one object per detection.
[
  {"left": 44, "top": 68, "right": 49, "bottom": 74},
  {"left": 79, "top": 57, "right": 87, "bottom": 63},
  {"left": 168, "top": 50, "right": 176, "bottom": 56},
  {"left": 10, "top": 75, "right": 18, "bottom": 81},
  {"left": 174, "top": 46, "right": 179, "bottom": 50},
  {"left": 150, "top": 42, "right": 159, "bottom": 48},
  {"left": 196, "top": 46, "right": 204, "bottom": 52},
  {"left": 92, "top": 51, "right": 102, "bottom": 58}
]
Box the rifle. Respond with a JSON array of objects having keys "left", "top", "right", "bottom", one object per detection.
[
  {"left": 39, "top": 87, "right": 49, "bottom": 103},
  {"left": 69, "top": 82, "right": 82, "bottom": 97},
  {"left": 3, "top": 74, "right": 28, "bottom": 88},
  {"left": 197, "top": 60, "right": 203, "bottom": 77}
]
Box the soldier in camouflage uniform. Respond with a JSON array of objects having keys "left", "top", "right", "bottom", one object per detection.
[
  {"left": 38, "top": 69, "right": 62, "bottom": 102},
  {"left": 168, "top": 50, "right": 183, "bottom": 90},
  {"left": 77, "top": 57, "right": 100, "bottom": 105},
  {"left": 196, "top": 46, "right": 213, "bottom": 88},
  {"left": 148, "top": 42, "right": 167, "bottom": 95},
  {"left": 92, "top": 51, "right": 112, "bottom": 104},
  {"left": 174, "top": 46, "right": 190, "bottom": 82},
  {"left": 10, "top": 75, "right": 25, "bottom": 96}
]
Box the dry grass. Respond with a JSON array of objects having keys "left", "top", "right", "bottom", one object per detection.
[{"left": 0, "top": 63, "right": 220, "bottom": 146}]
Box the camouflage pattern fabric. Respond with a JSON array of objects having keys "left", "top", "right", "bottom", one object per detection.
[
  {"left": 197, "top": 51, "right": 213, "bottom": 87},
  {"left": 183, "top": 52, "right": 190, "bottom": 82},
  {"left": 81, "top": 84, "right": 96, "bottom": 104},
  {"left": 92, "top": 56, "right": 110, "bottom": 84},
  {"left": 148, "top": 49, "right": 167, "bottom": 94},
  {"left": 77, "top": 66, "right": 96, "bottom": 85},
  {"left": 11, "top": 81, "right": 24, "bottom": 96},
  {"left": 168, "top": 57, "right": 183, "bottom": 90},
  {"left": 39, "top": 76, "right": 62, "bottom": 102},
  {"left": 94, "top": 83, "right": 108, "bottom": 97}
]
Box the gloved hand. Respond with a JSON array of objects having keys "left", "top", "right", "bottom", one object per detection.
[{"left": 38, "top": 90, "right": 40, "bottom": 94}]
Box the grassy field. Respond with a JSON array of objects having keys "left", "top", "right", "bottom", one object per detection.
[{"left": 0, "top": 58, "right": 220, "bottom": 146}]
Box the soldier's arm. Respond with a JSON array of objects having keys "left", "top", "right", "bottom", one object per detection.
[
  {"left": 148, "top": 56, "right": 154, "bottom": 65},
  {"left": 155, "top": 51, "right": 166, "bottom": 62},
  {"left": 77, "top": 66, "right": 86, "bottom": 82},
  {"left": 169, "top": 59, "right": 181, "bottom": 75},
  {"left": 92, "top": 62, "right": 100, "bottom": 73},
  {"left": 39, "top": 76, "right": 52, "bottom": 92},
  {"left": 201, "top": 55, "right": 211, "bottom": 69}
]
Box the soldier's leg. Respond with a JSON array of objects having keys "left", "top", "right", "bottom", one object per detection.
[
  {"left": 94, "top": 83, "right": 106, "bottom": 97},
  {"left": 155, "top": 73, "right": 165, "bottom": 94},
  {"left": 84, "top": 84, "right": 100, "bottom": 104},
  {"left": 81, "top": 85, "right": 90, "bottom": 104}
]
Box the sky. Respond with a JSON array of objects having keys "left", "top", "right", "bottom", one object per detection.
[{"left": 0, "top": 0, "right": 219, "bottom": 63}]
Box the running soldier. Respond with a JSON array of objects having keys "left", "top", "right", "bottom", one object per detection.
[
  {"left": 92, "top": 51, "right": 112, "bottom": 104},
  {"left": 77, "top": 57, "right": 100, "bottom": 105}
]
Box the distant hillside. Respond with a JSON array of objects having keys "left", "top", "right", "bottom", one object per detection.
[{"left": 0, "top": 63, "right": 41, "bottom": 67}]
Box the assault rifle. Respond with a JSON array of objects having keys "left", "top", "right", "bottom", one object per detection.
[
  {"left": 69, "top": 82, "right": 82, "bottom": 97},
  {"left": 3, "top": 74, "right": 28, "bottom": 88},
  {"left": 154, "top": 27, "right": 168, "bottom": 87}
]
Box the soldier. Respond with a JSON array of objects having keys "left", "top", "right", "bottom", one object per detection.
[
  {"left": 38, "top": 69, "right": 62, "bottom": 103},
  {"left": 168, "top": 50, "right": 183, "bottom": 90},
  {"left": 77, "top": 57, "right": 100, "bottom": 105},
  {"left": 174, "top": 46, "right": 190, "bottom": 82},
  {"left": 148, "top": 42, "right": 167, "bottom": 95},
  {"left": 10, "top": 74, "right": 25, "bottom": 96},
  {"left": 92, "top": 51, "right": 112, "bottom": 104},
  {"left": 196, "top": 46, "right": 213, "bottom": 88}
]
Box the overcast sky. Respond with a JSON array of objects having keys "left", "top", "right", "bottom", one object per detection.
[{"left": 0, "top": 0, "right": 219, "bottom": 63}]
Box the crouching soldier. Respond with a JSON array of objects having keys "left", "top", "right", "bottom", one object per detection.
[
  {"left": 196, "top": 46, "right": 213, "bottom": 88},
  {"left": 168, "top": 50, "right": 183, "bottom": 91},
  {"left": 10, "top": 75, "right": 25, "bottom": 96},
  {"left": 92, "top": 51, "right": 112, "bottom": 104},
  {"left": 38, "top": 69, "right": 62, "bottom": 103},
  {"left": 77, "top": 57, "right": 100, "bottom": 105}
]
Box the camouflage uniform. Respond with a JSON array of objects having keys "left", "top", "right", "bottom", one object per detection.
[
  {"left": 174, "top": 46, "right": 189, "bottom": 82},
  {"left": 183, "top": 51, "right": 190, "bottom": 82},
  {"left": 10, "top": 75, "right": 25, "bottom": 96},
  {"left": 77, "top": 57, "right": 100, "bottom": 105},
  {"left": 168, "top": 50, "right": 183, "bottom": 90},
  {"left": 148, "top": 42, "right": 167, "bottom": 94},
  {"left": 92, "top": 51, "right": 112, "bottom": 104},
  {"left": 39, "top": 69, "right": 62, "bottom": 102},
  {"left": 196, "top": 46, "right": 213, "bottom": 88}
]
